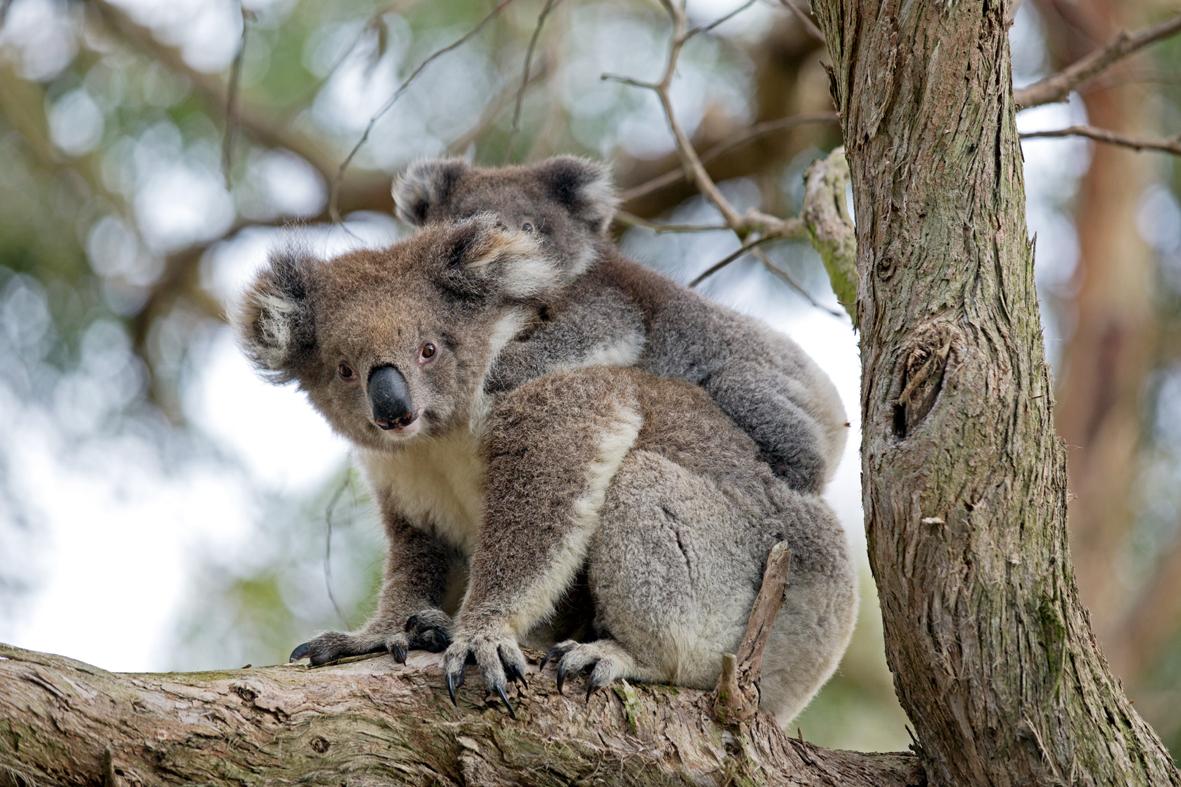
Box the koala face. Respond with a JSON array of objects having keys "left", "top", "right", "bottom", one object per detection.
[
  {"left": 234, "top": 216, "right": 558, "bottom": 452},
  {"left": 392, "top": 156, "right": 617, "bottom": 284}
]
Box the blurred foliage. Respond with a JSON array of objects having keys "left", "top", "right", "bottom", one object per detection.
[{"left": 0, "top": 0, "right": 1179, "bottom": 758}]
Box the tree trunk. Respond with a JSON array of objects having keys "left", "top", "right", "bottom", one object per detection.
[
  {"left": 0, "top": 643, "right": 921, "bottom": 786},
  {"left": 813, "top": 1, "right": 1179, "bottom": 785}
]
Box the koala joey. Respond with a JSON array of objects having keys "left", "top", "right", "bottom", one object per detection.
[
  {"left": 392, "top": 155, "right": 849, "bottom": 494},
  {"left": 235, "top": 216, "right": 857, "bottom": 725}
]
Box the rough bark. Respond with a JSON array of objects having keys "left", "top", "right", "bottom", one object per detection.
[
  {"left": 812, "top": 1, "right": 1179, "bottom": 785},
  {"left": 0, "top": 643, "right": 921, "bottom": 787}
]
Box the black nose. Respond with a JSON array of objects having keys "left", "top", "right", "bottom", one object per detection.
[{"left": 368, "top": 365, "right": 415, "bottom": 430}]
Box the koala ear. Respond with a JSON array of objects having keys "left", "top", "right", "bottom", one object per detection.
[
  {"left": 443, "top": 214, "right": 562, "bottom": 301},
  {"left": 234, "top": 247, "right": 316, "bottom": 382},
  {"left": 392, "top": 158, "right": 470, "bottom": 226},
  {"left": 534, "top": 156, "right": 617, "bottom": 234}
]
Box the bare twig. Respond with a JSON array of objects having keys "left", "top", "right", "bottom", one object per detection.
[
  {"left": 446, "top": 58, "right": 551, "bottom": 156},
  {"left": 688, "top": 235, "right": 781, "bottom": 288},
  {"left": 1020, "top": 125, "right": 1181, "bottom": 156},
  {"left": 712, "top": 543, "right": 791, "bottom": 723},
  {"left": 613, "top": 211, "right": 730, "bottom": 234},
  {"left": 221, "top": 5, "right": 250, "bottom": 187},
  {"left": 686, "top": 0, "right": 757, "bottom": 40},
  {"left": 753, "top": 247, "right": 843, "bottom": 318},
  {"left": 329, "top": 0, "right": 516, "bottom": 222},
  {"left": 1014, "top": 13, "right": 1181, "bottom": 108},
  {"left": 323, "top": 471, "right": 353, "bottom": 627},
  {"left": 619, "top": 112, "right": 838, "bottom": 203},
  {"left": 777, "top": 0, "right": 824, "bottom": 43},
  {"left": 511, "top": 0, "right": 560, "bottom": 131}
]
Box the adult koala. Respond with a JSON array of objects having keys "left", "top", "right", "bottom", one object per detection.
[
  {"left": 234, "top": 217, "right": 857, "bottom": 725},
  {"left": 393, "top": 156, "right": 848, "bottom": 494}
]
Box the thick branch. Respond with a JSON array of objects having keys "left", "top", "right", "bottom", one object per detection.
[
  {"left": 801, "top": 147, "right": 857, "bottom": 325},
  {"left": 0, "top": 643, "right": 920, "bottom": 786},
  {"left": 1014, "top": 13, "right": 1181, "bottom": 108}
]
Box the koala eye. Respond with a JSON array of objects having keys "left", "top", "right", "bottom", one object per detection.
[
  {"left": 419, "top": 342, "right": 437, "bottom": 363},
  {"left": 337, "top": 362, "right": 355, "bottom": 381},
  {"left": 520, "top": 221, "right": 535, "bottom": 233}
]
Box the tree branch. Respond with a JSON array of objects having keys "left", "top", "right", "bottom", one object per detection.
[
  {"left": 0, "top": 643, "right": 921, "bottom": 785},
  {"left": 328, "top": 0, "right": 517, "bottom": 222},
  {"left": 801, "top": 147, "right": 858, "bottom": 325},
  {"left": 1020, "top": 125, "right": 1181, "bottom": 156},
  {"left": 1014, "top": 13, "right": 1181, "bottom": 108}
]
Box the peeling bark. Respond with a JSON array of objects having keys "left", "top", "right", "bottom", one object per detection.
[
  {"left": 813, "top": 1, "right": 1179, "bottom": 785},
  {"left": 0, "top": 644, "right": 921, "bottom": 786}
]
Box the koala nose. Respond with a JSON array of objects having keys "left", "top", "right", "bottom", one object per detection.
[{"left": 368, "top": 365, "right": 416, "bottom": 430}]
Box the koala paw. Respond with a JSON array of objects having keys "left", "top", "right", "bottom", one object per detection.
[
  {"left": 540, "top": 639, "right": 644, "bottom": 701},
  {"left": 288, "top": 631, "right": 386, "bottom": 666},
  {"left": 386, "top": 608, "right": 454, "bottom": 663},
  {"left": 442, "top": 625, "right": 527, "bottom": 719}
]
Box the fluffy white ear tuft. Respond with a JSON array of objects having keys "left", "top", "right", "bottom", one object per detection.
[
  {"left": 392, "top": 158, "right": 470, "bottom": 226},
  {"left": 233, "top": 248, "right": 315, "bottom": 382},
  {"left": 534, "top": 156, "right": 618, "bottom": 234},
  {"left": 449, "top": 215, "right": 563, "bottom": 301}
]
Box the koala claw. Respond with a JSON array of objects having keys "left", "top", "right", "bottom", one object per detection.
[
  {"left": 442, "top": 627, "right": 526, "bottom": 718},
  {"left": 446, "top": 669, "right": 464, "bottom": 707},
  {"left": 542, "top": 639, "right": 640, "bottom": 698},
  {"left": 494, "top": 684, "right": 518, "bottom": 719},
  {"left": 288, "top": 631, "right": 387, "bottom": 666},
  {"left": 390, "top": 640, "right": 408, "bottom": 664},
  {"left": 289, "top": 642, "right": 311, "bottom": 663}
]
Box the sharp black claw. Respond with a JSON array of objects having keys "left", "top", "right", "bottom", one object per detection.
[
  {"left": 556, "top": 664, "right": 567, "bottom": 695},
  {"left": 392, "top": 642, "right": 407, "bottom": 664},
  {"left": 586, "top": 678, "right": 602, "bottom": 703},
  {"left": 289, "top": 642, "right": 311, "bottom": 663},
  {"left": 446, "top": 670, "right": 462, "bottom": 707},
  {"left": 505, "top": 661, "right": 524, "bottom": 684},
  {"left": 495, "top": 684, "right": 517, "bottom": 719}
]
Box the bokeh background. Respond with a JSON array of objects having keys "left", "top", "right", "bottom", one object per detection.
[{"left": 1, "top": 0, "right": 1179, "bottom": 756}]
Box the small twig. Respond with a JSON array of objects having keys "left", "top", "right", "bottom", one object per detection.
[
  {"left": 686, "top": 0, "right": 757, "bottom": 41},
  {"left": 329, "top": 0, "right": 516, "bottom": 222},
  {"left": 619, "top": 112, "right": 838, "bottom": 204},
  {"left": 753, "top": 247, "right": 842, "bottom": 318},
  {"left": 221, "top": 5, "right": 250, "bottom": 187},
  {"left": 712, "top": 543, "right": 791, "bottom": 724},
  {"left": 688, "top": 235, "right": 779, "bottom": 289},
  {"left": 511, "top": 0, "right": 560, "bottom": 132},
  {"left": 324, "top": 472, "right": 353, "bottom": 627},
  {"left": 776, "top": 0, "right": 824, "bottom": 43},
  {"left": 1014, "top": 13, "right": 1181, "bottom": 108},
  {"left": 447, "top": 58, "right": 551, "bottom": 156},
  {"left": 1019, "top": 125, "right": 1181, "bottom": 157},
  {"left": 613, "top": 210, "right": 730, "bottom": 234}
]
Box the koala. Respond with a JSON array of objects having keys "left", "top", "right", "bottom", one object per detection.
[
  {"left": 234, "top": 216, "right": 857, "bottom": 726},
  {"left": 392, "top": 156, "right": 849, "bottom": 494}
]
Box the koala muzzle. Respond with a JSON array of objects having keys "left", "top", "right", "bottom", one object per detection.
[{"left": 368, "top": 365, "right": 416, "bottom": 430}]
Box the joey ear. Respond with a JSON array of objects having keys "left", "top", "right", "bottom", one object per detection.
[
  {"left": 392, "top": 158, "right": 470, "bottom": 226},
  {"left": 443, "top": 214, "right": 561, "bottom": 301},
  {"left": 534, "top": 155, "right": 617, "bottom": 234},
  {"left": 234, "top": 248, "right": 316, "bottom": 382}
]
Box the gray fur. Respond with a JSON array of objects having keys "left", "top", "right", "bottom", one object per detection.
[
  {"left": 392, "top": 157, "right": 848, "bottom": 492},
  {"left": 235, "top": 204, "right": 856, "bottom": 725}
]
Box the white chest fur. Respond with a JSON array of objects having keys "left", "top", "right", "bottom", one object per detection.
[{"left": 360, "top": 428, "right": 486, "bottom": 554}]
